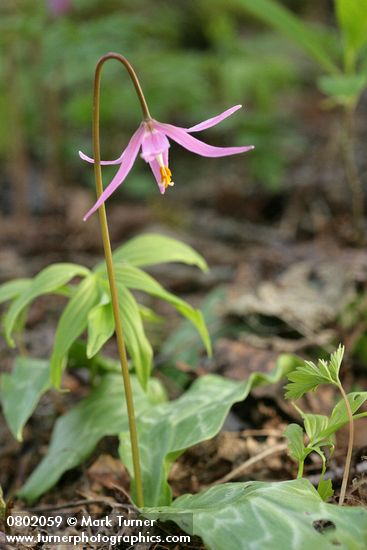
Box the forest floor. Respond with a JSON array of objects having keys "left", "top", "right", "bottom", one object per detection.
[{"left": 1, "top": 101, "right": 367, "bottom": 548}]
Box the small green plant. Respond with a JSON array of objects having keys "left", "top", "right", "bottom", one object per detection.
[
  {"left": 232, "top": 0, "right": 367, "bottom": 234},
  {"left": 285, "top": 345, "right": 367, "bottom": 505}
]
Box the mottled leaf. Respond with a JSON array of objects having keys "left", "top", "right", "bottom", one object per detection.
[
  {"left": 0, "top": 358, "right": 50, "bottom": 441},
  {"left": 143, "top": 479, "right": 367, "bottom": 550},
  {"left": 18, "top": 374, "right": 166, "bottom": 503},
  {"left": 120, "top": 359, "right": 294, "bottom": 506}
]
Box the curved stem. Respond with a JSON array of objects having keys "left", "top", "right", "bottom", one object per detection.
[
  {"left": 93, "top": 54, "right": 146, "bottom": 507},
  {"left": 97, "top": 52, "right": 151, "bottom": 120},
  {"left": 338, "top": 384, "right": 354, "bottom": 506}
]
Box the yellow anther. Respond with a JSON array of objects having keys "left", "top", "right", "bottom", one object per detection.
[{"left": 160, "top": 166, "right": 173, "bottom": 189}]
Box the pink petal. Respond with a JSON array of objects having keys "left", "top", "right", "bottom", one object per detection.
[
  {"left": 149, "top": 159, "right": 166, "bottom": 194},
  {"left": 187, "top": 105, "right": 242, "bottom": 133},
  {"left": 141, "top": 130, "right": 170, "bottom": 162},
  {"left": 79, "top": 150, "right": 124, "bottom": 165},
  {"left": 154, "top": 122, "right": 254, "bottom": 158},
  {"left": 83, "top": 125, "right": 144, "bottom": 221}
]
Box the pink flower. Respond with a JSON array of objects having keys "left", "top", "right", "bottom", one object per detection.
[
  {"left": 48, "top": 0, "right": 72, "bottom": 15},
  {"left": 80, "top": 105, "right": 254, "bottom": 221}
]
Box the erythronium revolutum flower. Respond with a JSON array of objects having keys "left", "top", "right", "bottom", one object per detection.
[{"left": 79, "top": 104, "right": 254, "bottom": 221}]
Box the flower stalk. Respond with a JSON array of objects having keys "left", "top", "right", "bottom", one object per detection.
[{"left": 92, "top": 53, "right": 146, "bottom": 507}]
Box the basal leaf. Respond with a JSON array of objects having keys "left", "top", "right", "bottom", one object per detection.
[
  {"left": 143, "top": 479, "right": 367, "bottom": 550},
  {"left": 161, "top": 287, "right": 225, "bottom": 376},
  {"left": 120, "top": 357, "right": 296, "bottom": 506},
  {"left": 0, "top": 357, "right": 50, "bottom": 441},
  {"left": 115, "top": 282, "right": 153, "bottom": 389},
  {"left": 18, "top": 374, "right": 166, "bottom": 503},
  {"left": 104, "top": 233, "right": 208, "bottom": 272},
  {"left": 4, "top": 264, "right": 90, "bottom": 347},
  {"left": 50, "top": 274, "right": 100, "bottom": 387},
  {"left": 86, "top": 301, "right": 114, "bottom": 358},
  {"left": 0, "top": 278, "right": 30, "bottom": 305},
  {"left": 113, "top": 264, "right": 211, "bottom": 357}
]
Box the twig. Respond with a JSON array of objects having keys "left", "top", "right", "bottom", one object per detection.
[{"left": 211, "top": 442, "right": 288, "bottom": 485}]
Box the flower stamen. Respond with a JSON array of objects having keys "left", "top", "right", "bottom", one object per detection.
[{"left": 156, "top": 153, "right": 174, "bottom": 189}]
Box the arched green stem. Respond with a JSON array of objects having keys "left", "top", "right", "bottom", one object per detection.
[
  {"left": 92, "top": 53, "right": 149, "bottom": 507},
  {"left": 338, "top": 383, "right": 354, "bottom": 506}
]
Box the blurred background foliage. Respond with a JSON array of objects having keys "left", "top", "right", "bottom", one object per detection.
[{"left": 0, "top": 0, "right": 365, "bottom": 218}]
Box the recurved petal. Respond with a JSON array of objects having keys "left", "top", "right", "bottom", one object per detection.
[
  {"left": 155, "top": 122, "right": 254, "bottom": 158},
  {"left": 83, "top": 125, "right": 145, "bottom": 221},
  {"left": 186, "top": 105, "right": 242, "bottom": 133},
  {"left": 79, "top": 150, "right": 124, "bottom": 165}
]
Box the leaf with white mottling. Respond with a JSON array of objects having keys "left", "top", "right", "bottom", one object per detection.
[
  {"left": 120, "top": 358, "right": 295, "bottom": 506},
  {"left": 18, "top": 374, "right": 166, "bottom": 503},
  {"left": 0, "top": 358, "right": 50, "bottom": 441},
  {"left": 143, "top": 479, "right": 367, "bottom": 550}
]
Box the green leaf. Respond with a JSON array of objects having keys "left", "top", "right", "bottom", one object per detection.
[
  {"left": 317, "top": 477, "right": 334, "bottom": 502},
  {"left": 335, "top": 0, "right": 367, "bottom": 67},
  {"left": 285, "top": 345, "right": 344, "bottom": 400},
  {"left": 4, "top": 264, "right": 90, "bottom": 347},
  {"left": 113, "top": 264, "right": 211, "bottom": 357},
  {"left": 105, "top": 233, "right": 208, "bottom": 272},
  {"left": 120, "top": 358, "right": 295, "bottom": 506},
  {"left": 18, "top": 374, "right": 166, "bottom": 503},
  {"left": 143, "top": 479, "right": 367, "bottom": 550},
  {"left": 322, "top": 391, "right": 367, "bottom": 438},
  {"left": 50, "top": 275, "right": 100, "bottom": 387},
  {"left": 161, "top": 287, "right": 225, "bottom": 375},
  {"left": 0, "top": 278, "right": 30, "bottom": 305},
  {"left": 0, "top": 357, "right": 50, "bottom": 441},
  {"left": 284, "top": 423, "right": 306, "bottom": 462},
  {"left": 231, "top": 0, "right": 339, "bottom": 74},
  {"left": 303, "top": 413, "right": 330, "bottom": 443},
  {"left": 115, "top": 281, "right": 153, "bottom": 389},
  {"left": 86, "top": 301, "right": 114, "bottom": 358},
  {"left": 318, "top": 73, "right": 367, "bottom": 107}
]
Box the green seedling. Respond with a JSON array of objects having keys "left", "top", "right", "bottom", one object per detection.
[{"left": 285, "top": 345, "right": 367, "bottom": 505}]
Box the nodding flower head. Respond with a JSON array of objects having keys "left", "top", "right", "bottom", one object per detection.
[{"left": 80, "top": 105, "right": 254, "bottom": 221}]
